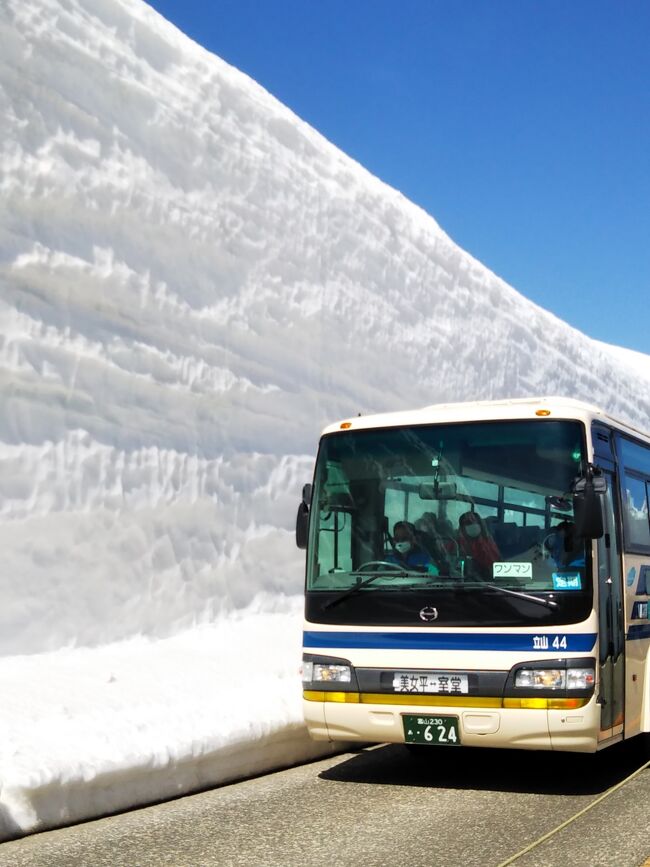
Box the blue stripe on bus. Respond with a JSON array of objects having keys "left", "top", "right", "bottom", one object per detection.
[
  {"left": 303, "top": 631, "right": 597, "bottom": 652},
  {"left": 628, "top": 625, "right": 650, "bottom": 641}
]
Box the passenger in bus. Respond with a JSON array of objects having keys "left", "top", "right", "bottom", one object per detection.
[
  {"left": 387, "top": 521, "right": 439, "bottom": 574},
  {"left": 414, "top": 512, "right": 456, "bottom": 570},
  {"left": 457, "top": 511, "right": 501, "bottom": 578}
]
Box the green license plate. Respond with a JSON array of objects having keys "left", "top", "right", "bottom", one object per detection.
[{"left": 402, "top": 714, "right": 461, "bottom": 746}]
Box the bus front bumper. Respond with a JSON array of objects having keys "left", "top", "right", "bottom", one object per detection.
[{"left": 303, "top": 691, "right": 601, "bottom": 753}]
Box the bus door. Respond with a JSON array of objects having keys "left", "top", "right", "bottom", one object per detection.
[{"left": 596, "top": 466, "right": 625, "bottom": 740}]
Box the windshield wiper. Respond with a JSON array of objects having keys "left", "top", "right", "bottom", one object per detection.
[
  {"left": 322, "top": 569, "right": 413, "bottom": 610},
  {"left": 480, "top": 583, "right": 558, "bottom": 610}
]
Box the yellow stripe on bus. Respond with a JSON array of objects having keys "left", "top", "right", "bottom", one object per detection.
[
  {"left": 303, "top": 691, "right": 590, "bottom": 710},
  {"left": 303, "top": 690, "right": 360, "bottom": 703},
  {"left": 360, "top": 693, "right": 502, "bottom": 708}
]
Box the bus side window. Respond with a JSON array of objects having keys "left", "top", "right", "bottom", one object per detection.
[{"left": 622, "top": 472, "right": 650, "bottom": 549}]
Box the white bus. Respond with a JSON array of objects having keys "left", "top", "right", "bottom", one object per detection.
[{"left": 296, "top": 397, "right": 650, "bottom": 753}]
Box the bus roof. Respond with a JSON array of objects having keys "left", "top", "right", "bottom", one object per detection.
[{"left": 321, "top": 396, "right": 650, "bottom": 444}]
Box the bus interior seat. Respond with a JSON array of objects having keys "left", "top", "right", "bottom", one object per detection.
[
  {"left": 415, "top": 530, "right": 437, "bottom": 559},
  {"left": 518, "top": 525, "right": 543, "bottom": 552},
  {"left": 492, "top": 522, "right": 519, "bottom": 558}
]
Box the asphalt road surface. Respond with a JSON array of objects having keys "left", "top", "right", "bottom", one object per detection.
[{"left": 2, "top": 740, "right": 650, "bottom": 867}]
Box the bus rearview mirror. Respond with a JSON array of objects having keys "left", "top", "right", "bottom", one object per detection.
[
  {"left": 573, "top": 489, "right": 604, "bottom": 539},
  {"left": 296, "top": 483, "right": 312, "bottom": 549},
  {"left": 419, "top": 482, "right": 457, "bottom": 500},
  {"left": 296, "top": 501, "right": 309, "bottom": 549},
  {"left": 571, "top": 464, "right": 606, "bottom": 539}
]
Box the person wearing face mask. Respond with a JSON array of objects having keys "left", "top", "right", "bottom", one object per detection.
[
  {"left": 387, "top": 521, "right": 439, "bottom": 574},
  {"left": 458, "top": 511, "right": 501, "bottom": 578}
]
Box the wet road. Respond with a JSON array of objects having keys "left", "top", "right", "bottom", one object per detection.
[{"left": 1, "top": 740, "right": 650, "bottom": 867}]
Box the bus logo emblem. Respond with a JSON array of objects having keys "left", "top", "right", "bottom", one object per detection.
[{"left": 419, "top": 606, "right": 439, "bottom": 622}]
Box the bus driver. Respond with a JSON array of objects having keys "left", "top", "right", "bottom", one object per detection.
[{"left": 387, "top": 521, "right": 440, "bottom": 575}]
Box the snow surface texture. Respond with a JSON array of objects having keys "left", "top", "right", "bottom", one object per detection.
[
  {"left": 0, "top": 603, "right": 339, "bottom": 841},
  {"left": 1, "top": 0, "right": 649, "bottom": 839}
]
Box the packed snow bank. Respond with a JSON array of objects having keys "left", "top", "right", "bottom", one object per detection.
[
  {"left": 0, "top": 602, "right": 339, "bottom": 839},
  {"left": 595, "top": 341, "right": 650, "bottom": 383}
]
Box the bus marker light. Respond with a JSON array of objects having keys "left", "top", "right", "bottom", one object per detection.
[
  {"left": 548, "top": 698, "right": 586, "bottom": 710},
  {"left": 566, "top": 668, "right": 595, "bottom": 689},
  {"left": 517, "top": 697, "right": 548, "bottom": 710},
  {"left": 503, "top": 698, "right": 589, "bottom": 710},
  {"left": 340, "top": 422, "right": 352, "bottom": 429},
  {"left": 503, "top": 697, "right": 589, "bottom": 710},
  {"left": 535, "top": 409, "right": 552, "bottom": 416}
]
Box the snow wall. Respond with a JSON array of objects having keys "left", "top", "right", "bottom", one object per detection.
[{"left": 2, "top": 0, "right": 650, "bottom": 656}]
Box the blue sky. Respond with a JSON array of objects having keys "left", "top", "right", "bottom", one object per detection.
[{"left": 149, "top": 0, "right": 649, "bottom": 354}]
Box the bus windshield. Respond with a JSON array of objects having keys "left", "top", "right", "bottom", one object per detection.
[{"left": 306, "top": 418, "right": 591, "bottom": 627}]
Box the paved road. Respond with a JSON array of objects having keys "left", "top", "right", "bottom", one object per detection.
[{"left": 2, "top": 740, "right": 650, "bottom": 867}]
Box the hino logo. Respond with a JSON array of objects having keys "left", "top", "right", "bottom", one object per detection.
[{"left": 419, "top": 606, "right": 439, "bottom": 622}]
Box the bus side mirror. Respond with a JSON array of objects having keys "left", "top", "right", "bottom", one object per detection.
[
  {"left": 296, "top": 484, "right": 312, "bottom": 550},
  {"left": 572, "top": 466, "right": 605, "bottom": 540}
]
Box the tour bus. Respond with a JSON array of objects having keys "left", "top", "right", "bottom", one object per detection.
[{"left": 296, "top": 397, "right": 650, "bottom": 753}]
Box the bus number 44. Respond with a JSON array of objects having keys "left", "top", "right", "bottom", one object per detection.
[{"left": 534, "top": 635, "right": 568, "bottom": 650}]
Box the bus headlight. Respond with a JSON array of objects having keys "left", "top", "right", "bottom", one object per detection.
[
  {"left": 514, "top": 667, "right": 595, "bottom": 690},
  {"left": 311, "top": 663, "right": 352, "bottom": 683},
  {"left": 302, "top": 661, "right": 352, "bottom": 683},
  {"left": 515, "top": 669, "right": 565, "bottom": 689}
]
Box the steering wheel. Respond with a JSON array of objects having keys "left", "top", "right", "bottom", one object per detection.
[
  {"left": 526, "top": 533, "right": 558, "bottom": 565},
  {"left": 541, "top": 532, "right": 558, "bottom": 558}
]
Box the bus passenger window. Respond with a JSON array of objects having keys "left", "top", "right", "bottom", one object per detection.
[{"left": 622, "top": 473, "right": 650, "bottom": 549}]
